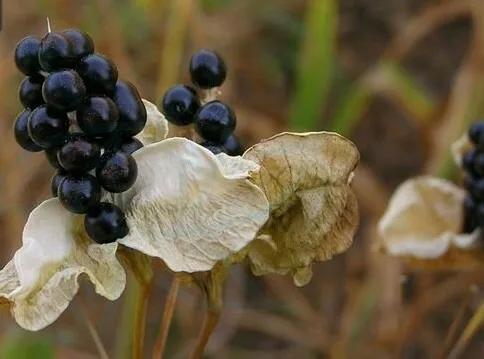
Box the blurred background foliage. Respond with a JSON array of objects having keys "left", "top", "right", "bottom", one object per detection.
[{"left": 1, "top": 0, "right": 483, "bottom": 357}]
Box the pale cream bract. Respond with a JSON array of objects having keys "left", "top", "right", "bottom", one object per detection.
[
  {"left": 118, "top": 138, "right": 270, "bottom": 272},
  {"left": 378, "top": 177, "right": 481, "bottom": 259},
  {"left": 243, "top": 132, "right": 360, "bottom": 286},
  {"left": 0, "top": 199, "right": 126, "bottom": 331},
  {"left": 136, "top": 99, "right": 169, "bottom": 145}
]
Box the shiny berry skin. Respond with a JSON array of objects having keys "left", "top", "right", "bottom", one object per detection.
[
  {"left": 84, "top": 202, "right": 129, "bottom": 244},
  {"left": 201, "top": 141, "right": 226, "bottom": 155},
  {"left": 463, "top": 150, "right": 477, "bottom": 174},
  {"left": 96, "top": 151, "right": 137, "bottom": 193},
  {"left": 19, "top": 75, "right": 44, "bottom": 109},
  {"left": 469, "top": 122, "right": 484, "bottom": 148},
  {"left": 194, "top": 100, "right": 236, "bottom": 143},
  {"left": 113, "top": 81, "right": 147, "bottom": 136},
  {"left": 189, "top": 49, "right": 227, "bottom": 89},
  {"left": 62, "top": 29, "right": 94, "bottom": 61},
  {"left": 13, "top": 110, "right": 43, "bottom": 152},
  {"left": 58, "top": 174, "right": 101, "bottom": 214},
  {"left": 28, "top": 105, "right": 69, "bottom": 149},
  {"left": 161, "top": 85, "right": 199, "bottom": 125},
  {"left": 45, "top": 146, "right": 63, "bottom": 169},
  {"left": 77, "top": 54, "right": 118, "bottom": 95},
  {"left": 223, "top": 134, "right": 243, "bottom": 156},
  {"left": 42, "top": 70, "right": 86, "bottom": 112},
  {"left": 77, "top": 96, "right": 119, "bottom": 137},
  {"left": 51, "top": 171, "right": 67, "bottom": 197},
  {"left": 473, "top": 152, "right": 484, "bottom": 176},
  {"left": 14, "top": 36, "right": 41, "bottom": 76},
  {"left": 470, "top": 178, "right": 484, "bottom": 200},
  {"left": 119, "top": 137, "right": 143, "bottom": 155},
  {"left": 38, "top": 32, "right": 74, "bottom": 71},
  {"left": 58, "top": 134, "right": 101, "bottom": 173}
]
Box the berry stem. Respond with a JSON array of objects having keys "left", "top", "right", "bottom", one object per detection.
[
  {"left": 151, "top": 277, "right": 181, "bottom": 359},
  {"left": 189, "top": 308, "right": 221, "bottom": 359},
  {"left": 132, "top": 279, "right": 153, "bottom": 359},
  {"left": 46, "top": 17, "right": 52, "bottom": 33},
  {"left": 447, "top": 301, "right": 484, "bottom": 359},
  {"left": 201, "top": 88, "right": 221, "bottom": 104},
  {"left": 78, "top": 297, "right": 109, "bottom": 359}
]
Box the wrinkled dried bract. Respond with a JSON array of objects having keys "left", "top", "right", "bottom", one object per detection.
[
  {"left": 244, "top": 132, "right": 360, "bottom": 286},
  {"left": 118, "top": 138, "right": 270, "bottom": 272},
  {"left": 136, "top": 99, "right": 169, "bottom": 145},
  {"left": 0, "top": 199, "right": 126, "bottom": 331},
  {"left": 451, "top": 133, "right": 473, "bottom": 168},
  {"left": 378, "top": 177, "right": 482, "bottom": 263}
]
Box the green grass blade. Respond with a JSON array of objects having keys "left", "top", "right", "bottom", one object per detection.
[{"left": 289, "top": 0, "right": 337, "bottom": 131}]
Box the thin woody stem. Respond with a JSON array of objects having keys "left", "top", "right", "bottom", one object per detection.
[
  {"left": 46, "top": 17, "right": 52, "bottom": 32},
  {"left": 152, "top": 277, "right": 181, "bottom": 359},
  {"left": 132, "top": 280, "right": 153, "bottom": 359},
  {"left": 78, "top": 297, "right": 109, "bottom": 359},
  {"left": 448, "top": 301, "right": 484, "bottom": 359},
  {"left": 189, "top": 308, "right": 221, "bottom": 359}
]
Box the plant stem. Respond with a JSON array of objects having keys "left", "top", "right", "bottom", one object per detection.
[
  {"left": 78, "top": 298, "right": 109, "bottom": 359},
  {"left": 189, "top": 308, "right": 221, "bottom": 359},
  {"left": 448, "top": 302, "right": 484, "bottom": 359},
  {"left": 152, "top": 277, "right": 181, "bottom": 359},
  {"left": 132, "top": 280, "right": 153, "bottom": 359}
]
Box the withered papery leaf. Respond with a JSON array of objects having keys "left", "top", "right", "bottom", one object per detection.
[
  {"left": 451, "top": 133, "right": 473, "bottom": 168},
  {"left": 136, "top": 100, "right": 169, "bottom": 145},
  {"left": 243, "top": 132, "right": 360, "bottom": 286},
  {"left": 118, "top": 138, "right": 270, "bottom": 273},
  {"left": 0, "top": 199, "right": 126, "bottom": 331},
  {"left": 378, "top": 176, "right": 482, "bottom": 262}
]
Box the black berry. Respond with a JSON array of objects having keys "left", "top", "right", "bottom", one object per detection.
[
  {"left": 463, "top": 195, "right": 478, "bottom": 233},
  {"left": 189, "top": 49, "right": 227, "bottom": 89},
  {"left": 42, "top": 70, "right": 86, "bottom": 112},
  {"left": 58, "top": 134, "right": 101, "bottom": 173},
  {"left": 58, "top": 174, "right": 101, "bottom": 214},
  {"left": 38, "top": 32, "right": 74, "bottom": 71},
  {"left": 45, "top": 146, "right": 63, "bottom": 169},
  {"left": 84, "top": 202, "right": 129, "bottom": 244},
  {"left": 194, "top": 100, "right": 236, "bottom": 143},
  {"left": 473, "top": 152, "right": 484, "bottom": 177},
  {"left": 14, "top": 36, "right": 41, "bottom": 76},
  {"left": 463, "top": 150, "right": 477, "bottom": 175},
  {"left": 161, "top": 85, "right": 199, "bottom": 126},
  {"left": 119, "top": 137, "right": 143, "bottom": 155},
  {"left": 28, "top": 105, "right": 69, "bottom": 149},
  {"left": 51, "top": 170, "right": 67, "bottom": 197},
  {"left": 19, "top": 75, "right": 44, "bottom": 109},
  {"left": 223, "top": 134, "right": 243, "bottom": 156},
  {"left": 77, "top": 96, "right": 119, "bottom": 138},
  {"left": 13, "top": 110, "right": 43, "bottom": 152},
  {"left": 96, "top": 151, "right": 137, "bottom": 193},
  {"left": 113, "top": 81, "right": 147, "bottom": 136},
  {"left": 77, "top": 54, "right": 118, "bottom": 95},
  {"left": 468, "top": 122, "right": 484, "bottom": 147},
  {"left": 62, "top": 29, "right": 94, "bottom": 61},
  {"left": 201, "top": 141, "right": 226, "bottom": 155}
]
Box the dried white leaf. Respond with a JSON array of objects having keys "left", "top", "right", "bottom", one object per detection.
[
  {"left": 0, "top": 199, "right": 126, "bottom": 331},
  {"left": 136, "top": 99, "right": 169, "bottom": 145},
  {"left": 244, "top": 132, "right": 360, "bottom": 285},
  {"left": 378, "top": 176, "right": 482, "bottom": 259},
  {"left": 118, "top": 138, "right": 270, "bottom": 272}
]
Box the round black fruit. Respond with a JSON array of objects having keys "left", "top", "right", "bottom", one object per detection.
[
  {"left": 77, "top": 54, "right": 118, "bottom": 95},
  {"left": 38, "top": 31, "right": 74, "bottom": 71},
  {"left": 194, "top": 100, "right": 236, "bottom": 143},
  {"left": 58, "top": 134, "right": 101, "bottom": 172},
  {"left": 113, "top": 81, "right": 147, "bottom": 136},
  {"left": 28, "top": 105, "right": 69, "bottom": 149},
  {"left": 85, "top": 202, "right": 129, "bottom": 244},
  {"left": 161, "top": 85, "right": 199, "bottom": 126},
  {"left": 468, "top": 122, "right": 484, "bottom": 148},
  {"left": 13, "top": 110, "right": 43, "bottom": 152},
  {"left": 77, "top": 96, "right": 119, "bottom": 137},
  {"left": 119, "top": 137, "right": 143, "bottom": 155},
  {"left": 51, "top": 170, "right": 67, "bottom": 197},
  {"left": 62, "top": 29, "right": 94, "bottom": 61},
  {"left": 96, "top": 151, "right": 137, "bottom": 193},
  {"left": 473, "top": 152, "right": 484, "bottom": 177},
  {"left": 223, "top": 134, "right": 243, "bottom": 156},
  {"left": 45, "top": 146, "right": 63, "bottom": 169},
  {"left": 14, "top": 36, "right": 41, "bottom": 76},
  {"left": 42, "top": 70, "right": 86, "bottom": 112},
  {"left": 58, "top": 174, "right": 101, "bottom": 214},
  {"left": 189, "top": 49, "right": 227, "bottom": 89},
  {"left": 19, "top": 75, "right": 44, "bottom": 109}
]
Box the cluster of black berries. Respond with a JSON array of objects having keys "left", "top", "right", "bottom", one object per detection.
[
  {"left": 462, "top": 122, "right": 484, "bottom": 234},
  {"left": 13, "top": 27, "right": 147, "bottom": 244},
  {"left": 160, "top": 49, "right": 243, "bottom": 155}
]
